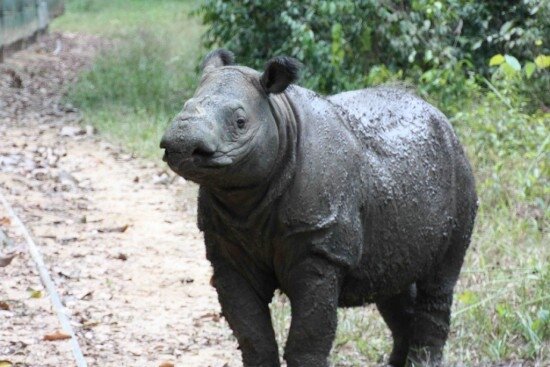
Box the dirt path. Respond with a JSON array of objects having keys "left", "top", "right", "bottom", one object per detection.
[{"left": 0, "top": 34, "right": 239, "bottom": 366}]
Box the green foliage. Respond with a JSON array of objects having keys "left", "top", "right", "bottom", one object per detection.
[
  {"left": 453, "top": 88, "right": 548, "bottom": 207},
  {"left": 487, "top": 52, "right": 550, "bottom": 111},
  {"left": 199, "top": 0, "right": 550, "bottom": 95}
]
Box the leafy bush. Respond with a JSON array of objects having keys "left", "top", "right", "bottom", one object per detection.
[
  {"left": 487, "top": 53, "right": 550, "bottom": 110},
  {"left": 452, "top": 88, "right": 548, "bottom": 206},
  {"left": 199, "top": 0, "right": 549, "bottom": 97}
]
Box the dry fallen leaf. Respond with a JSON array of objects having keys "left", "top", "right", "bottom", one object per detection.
[
  {"left": 59, "top": 126, "right": 85, "bottom": 137},
  {"left": 0, "top": 217, "right": 11, "bottom": 226},
  {"left": 198, "top": 312, "right": 221, "bottom": 322},
  {"left": 77, "top": 290, "right": 93, "bottom": 300},
  {"left": 127, "top": 347, "right": 142, "bottom": 356},
  {"left": 82, "top": 320, "right": 100, "bottom": 329},
  {"left": 0, "top": 301, "right": 9, "bottom": 311},
  {"left": 159, "top": 362, "right": 175, "bottom": 367},
  {"left": 98, "top": 224, "right": 129, "bottom": 233},
  {"left": 0, "top": 253, "right": 17, "bottom": 268},
  {"left": 43, "top": 330, "right": 71, "bottom": 341},
  {"left": 116, "top": 253, "right": 128, "bottom": 261},
  {"left": 0, "top": 360, "right": 13, "bottom": 367}
]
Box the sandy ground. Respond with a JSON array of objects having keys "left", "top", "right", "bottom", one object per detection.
[{"left": 0, "top": 34, "right": 239, "bottom": 366}]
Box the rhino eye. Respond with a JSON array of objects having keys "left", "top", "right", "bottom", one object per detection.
[{"left": 236, "top": 118, "right": 246, "bottom": 129}]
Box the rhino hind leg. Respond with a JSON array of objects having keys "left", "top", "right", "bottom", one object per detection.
[
  {"left": 376, "top": 284, "right": 416, "bottom": 367},
  {"left": 407, "top": 226, "right": 473, "bottom": 366},
  {"left": 407, "top": 282, "right": 452, "bottom": 367}
]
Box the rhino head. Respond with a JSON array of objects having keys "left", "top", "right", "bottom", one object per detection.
[{"left": 160, "top": 49, "right": 301, "bottom": 189}]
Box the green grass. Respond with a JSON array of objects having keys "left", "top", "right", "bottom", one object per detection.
[
  {"left": 54, "top": 1, "right": 549, "bottom": 365},
  {"left": 443, "top": 91, "right": 549, "bottom": 365},
  {"left": 52, "top": 0, "right": 204, "bottom": 158},
  {"left": 52, "top": 0, "right": 201, "bottom": 37}
]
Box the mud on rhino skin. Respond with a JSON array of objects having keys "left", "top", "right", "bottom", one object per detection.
[{"left": 160, "top": 49, "right": 477, "bottom": 367}]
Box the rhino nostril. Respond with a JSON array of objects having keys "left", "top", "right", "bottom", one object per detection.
[
  {"left": 192, "top": 146, "right": 215, "bottom": 158},
  {"left": 160, "top": 135, "right": 177, "bottom": 151},
  {"left": 160, "top": 135, "right": 184, "bottom": 154}
]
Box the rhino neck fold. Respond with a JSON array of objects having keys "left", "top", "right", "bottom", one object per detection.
[{"left": 206, "top": 89, "right": 299, "bottom": 227}]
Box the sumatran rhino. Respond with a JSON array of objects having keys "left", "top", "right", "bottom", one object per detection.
[{"left": 160, "top": 49, "right": 477, "bottom": 367}]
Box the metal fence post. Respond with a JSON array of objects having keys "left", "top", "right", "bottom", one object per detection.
[{"left": 38, "top": 0, "right": 49, "bottom": 31}]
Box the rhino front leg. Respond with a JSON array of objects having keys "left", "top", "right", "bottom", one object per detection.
[
  {"left": 211, "top": 259, "right": 280, "bottom": 367},
  {"left": 283, "top": 257, "right": 342, "bottom": 367}
]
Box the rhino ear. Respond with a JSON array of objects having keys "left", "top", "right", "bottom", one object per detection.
[
  {"left": 201, "top": 49, "right": 235, "bottom": 72},
  {"left": 260, "top": 56, "right": 302, "bottom": 94}
]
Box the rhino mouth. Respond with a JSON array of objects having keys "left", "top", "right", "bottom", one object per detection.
[{"left": 163, "top": 149, "right": 233, "bottom": 175}]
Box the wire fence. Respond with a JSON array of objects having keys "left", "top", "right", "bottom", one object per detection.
[{"left": 1, "top": 0, "right": 64, "bottom": 60}]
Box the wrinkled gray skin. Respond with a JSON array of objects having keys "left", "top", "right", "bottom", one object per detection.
[{"left": 160, "top": 49, "right": 477, "bottom": 367}]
